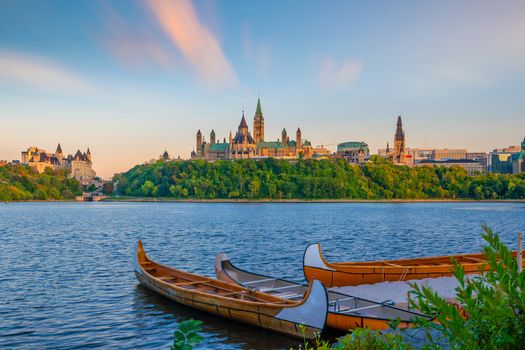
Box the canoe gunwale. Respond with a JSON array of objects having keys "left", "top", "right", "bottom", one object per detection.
[
  {"left": 215, "top": 253, "right": 433, "bottom": 323},
  {"left": 303, "top": 243, "right": 488, "bottom": 272}
]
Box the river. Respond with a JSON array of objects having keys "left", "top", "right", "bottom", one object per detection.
[{"left": 0, "top": 202, "right": 523, "bottom": 349}]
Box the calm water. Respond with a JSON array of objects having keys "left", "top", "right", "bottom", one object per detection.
[{"left": 0, "top": 202, "right": 524, "bottom": 349}]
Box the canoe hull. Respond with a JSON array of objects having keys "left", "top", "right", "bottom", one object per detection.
[
  {"left": 135, "top": 242, "right": 327, "bottom": 339},
  {"left": 303, "top": 243, "right": 489, "bottom": 287}
]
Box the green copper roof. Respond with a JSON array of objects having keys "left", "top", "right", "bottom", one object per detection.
[
  {"left": 258, "top": 141, "right": 283, "bottom": 149},
  {"left": 337, "top": 141, "right": 369, "bottom": 152},
  {"left": 256, "top": 98, "right": 262, "bottom": 115},
  {"left": 258, "top": 140, "right": 297, "bottom": 149},
  {"left": 210, "top": 143, "right": 229, "bottom": 151}
]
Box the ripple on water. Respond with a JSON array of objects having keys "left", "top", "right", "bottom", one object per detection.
[{"left": 0, "top": 201, "right": 523, "bottom": 349}]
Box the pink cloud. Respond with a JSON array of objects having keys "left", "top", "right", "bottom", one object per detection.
[
  {"left": 100, "top": 2, "right": 178, "bottom": 71},
  {"left": 320, "top": 57, "right": 362, "bottom": 90},
  {"left": 0, "top": 49, "right": 97, "bottom": 95},
  {"left": 146, "top": 0, "right": 237, "bottom": 87}
]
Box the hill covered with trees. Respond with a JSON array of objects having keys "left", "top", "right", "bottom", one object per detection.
[
  {"left": 114, "top": 157, "right": 525, "bottom": 200},
  {"left": 0, "top": 164, "right": 82, "bottom": 201}
]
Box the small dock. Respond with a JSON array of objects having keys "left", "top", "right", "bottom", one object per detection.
[{"left": 75, "top": 192, "right": 107, "bottom": 202}]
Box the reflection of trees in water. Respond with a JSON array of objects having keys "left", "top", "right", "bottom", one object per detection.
[{"left": 132, "top": 284, "right": 299, "bottom": 349}]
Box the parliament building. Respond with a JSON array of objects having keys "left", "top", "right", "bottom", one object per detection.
[{"left": 191, "top": 98, "right": 314, "bottom": 160}]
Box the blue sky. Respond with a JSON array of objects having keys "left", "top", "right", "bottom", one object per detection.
[{"left": 1, "top": 0, "right": 524, "bottom": 178}]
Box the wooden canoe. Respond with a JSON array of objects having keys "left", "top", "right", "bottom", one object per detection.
[
  {"left": 215, "top": 253, "right": 434, "bottom": 332},
  {"left": 134, "top": 241, "right": 328, "bottom": 339},
  {"left": 302, "top": 243, "right": 513, "bottom": 287}
]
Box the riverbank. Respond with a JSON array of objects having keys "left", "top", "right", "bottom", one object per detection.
[{"left": 101, "top": 197, "right": 525, "bottom": 203}]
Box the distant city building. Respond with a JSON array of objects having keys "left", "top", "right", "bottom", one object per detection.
[
  {"left": 159, "top": 149, "right": 171, "bottom": 161},
  {"left": 417, "top": 159, "right": 484, "bottom": 175},
  {"left": 510, "top": 137, "right": 525, "bottom": 174},
  {"left": 431, "top": 149, "right": 467, "bottom": 160},
  {"left": 466, "top": 152, "right": 488, "bottom": 170},
  {"left": 20, "top": 144, "right": 96, "bottom": 184},
  {"left": 487, "top": 143, "right": 522, "bottom": 174},
  {"left": 336, "top": 141, "right": 370, "bottom": 164},
  {"left": 192, "top": 98, "right": 315, "bottom": 160},
  {"left": 0, "top": 160, "right": 8, "bottom": 167}
]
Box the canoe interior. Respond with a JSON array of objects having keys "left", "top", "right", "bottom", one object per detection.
[
  {"left": 137, "top": 244, "right": 294, "bottom": 305},
  {"left": 219, "top": 258, "right": 432, "bottom": 324}
]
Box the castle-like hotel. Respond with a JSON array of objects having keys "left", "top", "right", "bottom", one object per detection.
[
  {"left": 191, "top": 98, "right": 316, "bottom": 160},
  {"left": 21, "top": 144, "right": 96, "bottom": 184}
]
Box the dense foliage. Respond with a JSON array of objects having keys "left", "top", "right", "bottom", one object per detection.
[
  {"left": 115, "top": 157, "right": 525, "bottom": 200},
  {"left": 409, "top": 226, "right": 525, "bottom": 349},
  {"left": 0, "top": 164, "right": 82, "bottom": 200},
  {"left": 171, "top": 319, "right": 203, "bottom": 350}
]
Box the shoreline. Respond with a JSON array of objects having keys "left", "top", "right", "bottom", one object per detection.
[
  {"left": 3, "top": 197, "right": 525, "bottom": 204},
  {"left": 103, "top": 198, "right": 525, "bottom": 203}
]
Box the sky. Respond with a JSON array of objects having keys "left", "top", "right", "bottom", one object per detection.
[{"left": 1, "top": 0, "right": 524, "bottom": 178}]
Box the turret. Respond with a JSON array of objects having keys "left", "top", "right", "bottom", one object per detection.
[
  {"left": 210, "top": 129, "right": 216, "bottom": 145},
  {"left": 395, "top": 116, "right": 404, "bottom": 141},
  {"left": 196, "top": 130, "right": 202, "bottom": 157},
  {"left": 282, "top": 128, "right": 288, "bottom": 147},
  {"left": 86, "top": 147, "right": 92, "bottom": 162},
  {"left": 522, "top": 136, "right": 525, "bottom": 151},
  {"left": 296, "top": 128, "right": 302, "bottom": 149},
  {"left": 253, "top": 98, "right": 265, "bottom": 144}
]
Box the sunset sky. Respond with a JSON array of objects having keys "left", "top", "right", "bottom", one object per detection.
[{"left": 1, "top": 0, "right": 524, "bottom": 178}]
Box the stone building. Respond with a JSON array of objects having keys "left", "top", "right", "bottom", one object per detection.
[
  {"left": 21, "top": 144, "right": 96, "bottom": 184},
  {"left": 230, "top": 112, "right": 257, "bottom": 159},
  {"left": 336, "top": 141, "right": 370, "bottom": 164},
  {"left": 192, "top": 98, "right": 314, "bottom": 160}
]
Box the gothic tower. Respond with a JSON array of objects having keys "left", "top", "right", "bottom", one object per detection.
[
  {"left": 296, "top": 128, "right": 302, "bottom": 149},
  {"left": 86, "top": 148, "right": 92, "bottom": 162},
  {"left": 196, "top": 130, "right": 202, "bottom": 157},
  {"left": 210, "top": 129, "right": 216, "bottom": 145},
  {"left": 253, "top": 98, "right": 265, "bottom": 144},
  {"left": 281, "top": 128, "right": 288, "bottom": 147},
  {"left": 393, "top": 116, "right": 406, "bottom": 164}
]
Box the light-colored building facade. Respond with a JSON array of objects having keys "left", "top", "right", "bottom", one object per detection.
[
  {"left": 431, "top": 149, "right": 467, "bottom": 160},
  {"left": 21, "top": 144, "right": 96, "bottom": 184}
]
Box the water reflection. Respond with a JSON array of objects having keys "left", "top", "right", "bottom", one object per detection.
[
  {"left": 132, "top": 284, "right": 299, "bottom": 349},
  {"left": 0, "top": 202, "right": 523, "bottom": 349}
]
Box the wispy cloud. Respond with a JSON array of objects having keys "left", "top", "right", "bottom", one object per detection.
[
  {"left": 101, "top": 2, "right": 177, "bottom": 71},
  {"left": 0, "top": 49, "right": 97, "bottom": 95},
  {"left": 320, "top": 57, "right": 362, "bottom": 90},
  {"left": 146, "top": 0, "right": 237, "bottom": 87}
]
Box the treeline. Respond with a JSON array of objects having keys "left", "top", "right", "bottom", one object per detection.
[
  {"left": 115, "top": 157, "right": 525, "bottom": 200},
  {"left": 0, "top": 164, "right": 82, "bottom": 201}
]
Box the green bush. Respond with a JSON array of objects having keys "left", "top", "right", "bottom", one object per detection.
[
  {"left": 171, "top": 319, "right": 204, "bottom": 350},
  {"left": 409, "top": 226, "right": 525, "bottom": 349}
]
